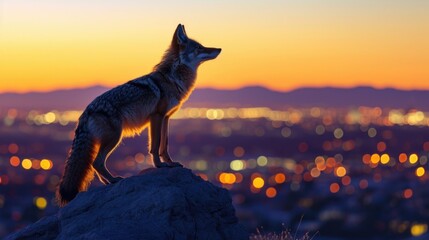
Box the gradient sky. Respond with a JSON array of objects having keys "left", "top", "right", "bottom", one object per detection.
[{"left": 1, "top": 0, "right": 428, "bottom": 93}]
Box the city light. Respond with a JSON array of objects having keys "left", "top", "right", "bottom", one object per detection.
[
  {"left": 8, "top": 143, "right": 19, "bottom": 154},
  {"left": 380, "top": 154, "right": 390, "bottom": 165},
  {"left": 34, "top": 197, "right": 47, "bottom": 210},
  {"left": 219, "top": 173, "right": 236, "bottom": 185},
  {"left": 230, "top": 160, "right": 245, "bottom": 171},
  {"left": 399, "top": 153, "right": 408, "bottom": 163},
  {"left": 411, "top": 224, "right": 428, "bottom": 237},
  {"left": 335, "top": 167, "right": 347, "bottom": 177},
  {"left": 368, "top": 128, "right": 377, "bottom": 138},
  {"left": 370, "top": 154, "right": 380, "bottom": 165},
  {"left": 9, "top": 156, "right": 20, "bottom": 167},
  {"left": 403, "top": 189, "right": 413, "bottom": 199},
  {"left": 3, "top": 105, "right": 429, "bottom": 239},
  {"left": 44, "top": 112, "right": 56, "bottom": 124},
  {"left": 265, "top": 187, "right": 277, "bottom": 198},
  {"left": 377, "top": 142, "right": 387, "bottom": 152},
  {"left": 274, "top": 173, "right": 286, "bottom": 184},
  {"left": 256, "top": 156, "right": 268, "bottom": 167},
  {"left": 252, "top": 177, "right": 265, "bottom": 189},
  {"left": 333, "top": 128, "right": 344, "bottom": 139},
  {"left": 330, "top": 183, "right": 340, "bottom": 193},
  {"left": 233, "top": 146, "right": 245, "bottom": 158},
  {"left": 40, "top": 159, "right": 53, "bottom": 170},
  {"left": 21, "top": 159, "right": 32, "bottom": 170},
  {"left": 409, "top": 154, "right": 418, "bottom": 164},
  {"left": 416, "top": 167, "right": 425, "bottom": 177},
  {"left": 359, "top": 179, "right": 369, "bottom": 189}
]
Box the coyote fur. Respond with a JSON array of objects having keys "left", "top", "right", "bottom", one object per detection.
[{"left": 56, "top": 24, "right": 221, "bottom": 206}]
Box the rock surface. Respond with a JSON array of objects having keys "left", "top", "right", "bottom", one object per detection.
[{"left": 7, "top": 167, "right": 248, "bottom": 240}]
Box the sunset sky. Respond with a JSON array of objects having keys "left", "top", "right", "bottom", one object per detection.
[{"left": 1, "top": 0, "right": 428, "bottom": 93}]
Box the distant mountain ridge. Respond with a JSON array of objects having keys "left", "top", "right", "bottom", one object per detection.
[{"left": 0, "top": 85, "right": 428, "bottom": 111}]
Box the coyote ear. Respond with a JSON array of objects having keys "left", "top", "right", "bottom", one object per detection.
[{"left": 174, "top": 24, "right": 188, "bottom": 46}]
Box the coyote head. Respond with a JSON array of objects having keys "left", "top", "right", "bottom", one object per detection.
[{"left": 170, "top": 24, "right": 221, "bottom": 71}]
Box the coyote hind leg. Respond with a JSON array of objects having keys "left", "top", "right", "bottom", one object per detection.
[{"left": 92, "top": 130, "right": 124, "bottom": 184}]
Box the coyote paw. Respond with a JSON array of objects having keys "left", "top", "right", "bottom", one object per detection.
[
  {"left": 167, "top": 162, "right": 183, "bottom": 168},
  {"left": 110, "top": 176, "right": 124, "bottom": 183},
  {"left": 155, "top": 162, "right": 183, "bottom": 168},
  {"left": 155, "top": 162, "right": 171, "bottom": 168}
]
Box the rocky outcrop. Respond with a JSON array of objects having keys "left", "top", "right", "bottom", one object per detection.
[{"left": 7, "top": 167, "right": 248, "bottom": 240}]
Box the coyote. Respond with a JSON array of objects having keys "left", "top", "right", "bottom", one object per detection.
[{"left": 57, "top": 24, "right": 221, "bottom": 206}]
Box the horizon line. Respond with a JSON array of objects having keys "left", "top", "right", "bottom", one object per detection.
[{"left": 2, "top": 84, "right": 429, "bottom": 95}]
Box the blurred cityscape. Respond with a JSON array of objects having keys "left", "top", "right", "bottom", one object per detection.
[{"left": 1, "top": 106, "right": 429, "bottom": 239}]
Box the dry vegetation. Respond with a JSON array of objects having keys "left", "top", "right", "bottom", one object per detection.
[{"left": 250, "top": 228, "right": 316, "bottom": 240}]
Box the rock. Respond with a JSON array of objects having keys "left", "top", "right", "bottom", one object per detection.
[{"left": 6, "top": 167, "right": 248, "bottom": 240}]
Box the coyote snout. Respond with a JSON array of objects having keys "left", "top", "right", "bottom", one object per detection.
[{"left": 56, "top": 24, "right": 221, "bottom": 206}]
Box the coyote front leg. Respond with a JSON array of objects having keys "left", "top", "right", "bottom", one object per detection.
[
  {"left": 150, "top": 114, "right": 170, "bottom": 168},
  {"left": 160, "top": 116, "right": 182, "bottom": 167}
]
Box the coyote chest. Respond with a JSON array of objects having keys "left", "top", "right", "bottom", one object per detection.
[{"left": 119, "top": 74, "right": 182, "bottom": 136}]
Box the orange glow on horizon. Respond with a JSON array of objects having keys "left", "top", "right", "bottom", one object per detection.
[{"left": 1, "top": 1, "right": 429, "bottom": 93}]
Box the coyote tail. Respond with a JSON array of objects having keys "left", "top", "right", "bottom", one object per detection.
[{"left": 56, "top": 116, "right": 98, "bottom": 206}]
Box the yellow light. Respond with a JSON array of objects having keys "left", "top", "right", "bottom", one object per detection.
[
  {"left": 380, "top": 154, "right": 390, "bottom": 164},
  {"left": 257, "top": 156, "right": 268, "bottom": 167},
  {"left": 335, "top": 166, "right": 347, "bottom": 177},
  {"left": 230, "top": 160, "right": 245, "bottom": 171},
  {"left": 40, "top": 159, "right": 52, "bottom": 170},
  {"left": 35, "top": 197, "right": 47, "bottom": 209},
  {"left": 206, "top": 109, "right": 224, "bottom": 120},
  {"left": 253, "top": 177, "right": 265, "bottom": 189},
  {"left": 44, "top": 112, "right": 56, "bottom": 124},
  {"left": 21, "top": 159, "right": 32, "bottom": 170},
  {"left": 416, "top": 167, "right": 425, "bottom": 177},
  {"left": 409, "top": 154, "right": 418, "bottom": 164},
  {"left": 411, "top": 224, "right": 428, "bottom": 237}
]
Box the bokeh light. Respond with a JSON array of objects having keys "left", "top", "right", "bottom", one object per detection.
[
  {"left": 330, "top": 183, "right": 340, "bottom": 193},
  {"left": 380, "top": 154, "right": 390, "bottom": 165},
  {"left": 409, "top": 154, "right": 418, "bottom": 164},
  {"left": 252, "top": 177, "right": 265, "bottom": 189},
  {"left": 411, "top": 224, "right": 428, "bottom": 237},
  {"left": 335, "top": 166, "right": 347, "bottom": 177},
  {"left": 21, "top": 159, "right": 32, "bottom": 170},
  {"left": 230, "top": 160, "right": 245, "bottom": 171},
  {"left": 256, "top": 156, "right": 268, "bottom": 167},
  {"left": 34, "top": 197, "right": 47, "bottom": 210},
  {"left": 9, "top": 156, "right": 20, "bottom": 167},
  {"left": 416, "top": 167, "right": 425, "bottom": 177},
  {"left": 40, "top": 159, "right": 53, "bottom": 170},
  {"left": 265, "top": 187, "right": 277, "bottom": 198},
  {"left": 403, "top": 189, "right": 413, "bottom": 199},
  {"left": 219, "top": 172, "right": 236, "bottom": 185},
  {"left": 274, "top": 173, "right": 286, "bottom": 184}
]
